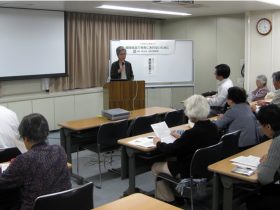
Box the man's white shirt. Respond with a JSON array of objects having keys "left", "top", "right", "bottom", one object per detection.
[
  {"left": 0, "top": 105, "right": 20, "bottom": 148},
  {"left": 207, "top": 78, "right": 233, "bottom": 107}
]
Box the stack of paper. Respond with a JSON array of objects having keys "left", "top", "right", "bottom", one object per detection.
[
  {"left": 230, "top": 155, "right": 260, "bottom": 176},
  {"left": 230, "top": 155, "right": 260, "bottom": 170},
  {"left": 128, "top": 137, "right": 155, "bottom": 148}
]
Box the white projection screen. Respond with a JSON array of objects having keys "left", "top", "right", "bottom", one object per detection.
[{"left": 0, "top": 8, "right": 66, "bottom": 80}]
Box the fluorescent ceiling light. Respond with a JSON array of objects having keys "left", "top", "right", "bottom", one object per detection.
[
  {"left": 257, "top": 0, "right": 280, "bottom": 6},
  {"left": 97, "top": 5, "right": 191, "bottom": 16}
]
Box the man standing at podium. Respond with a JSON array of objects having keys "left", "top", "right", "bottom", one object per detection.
[{"left": 110, "top": 46, "right": 134, "bottom": 80}]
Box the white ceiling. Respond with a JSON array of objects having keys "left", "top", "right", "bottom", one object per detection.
[{"left": 0, "top": 1, "right": 279, "bottom": 19}]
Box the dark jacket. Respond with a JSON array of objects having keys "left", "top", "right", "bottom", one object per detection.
[
  {"left": 0, "top": 142, "right": 71, "bottom": 210},
  {"left": 110, "top": 60, "right": 134, "bottom": 80},
  {"left": 156, "top": 120, "right": 219, "bottom": 178}
]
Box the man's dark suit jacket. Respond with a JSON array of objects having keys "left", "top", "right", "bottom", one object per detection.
[{"left": 110, "top": 60, "right": 134, "bottom": 80}]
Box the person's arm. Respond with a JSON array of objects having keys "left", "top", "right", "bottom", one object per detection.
[
  {"left": 207, "top": 85, "right": 228, "bottom": 107},
  {"left": 257, "top": 138, "right": 280, "bottom": 185},
  {"left": 127, "top": 62, "right": 134, "bottom": 80},
  {"left": 110, "top": 62, "right": 120, "bottom": 79},
  {"left": 213, "top": 109, "right": 234, "bottom": 129},
  {"left": 0, "top": 157, "right": 24, "bottom": 190},
  {"left": 155, "top": 130, "right": 194, "bottom": 156}
]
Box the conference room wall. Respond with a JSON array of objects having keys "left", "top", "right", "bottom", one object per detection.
[
  {"left": 159, "top": 14, "right": 245, "bottom": 95},
  {"left": 244, "top": 10, "right": 280, "bottom": 93}
]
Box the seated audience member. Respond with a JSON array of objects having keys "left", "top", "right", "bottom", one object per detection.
[
  {"left": 151, "top": 95, "right": 219, "bottom": 203},
  {"left": 0, "top": 105, "right": 19, "bottom": 148},
  {"left": 214, "top": 87, "right": 260, "bottom": 150},
  {"left": 207, "top": 64, "right": 233, "bottom": 116},
  {"left": 249, "top": 74, "right": 269, "bottom": 102},
  {"left": 0, "top": 113, "right": 71, "bottom": 210},
  {"left": 268, "top": 71, "right": 280, "bottom": 106},
  {"left": 246, "top": 104, "right": 280, "bottom": 210},
  {"left": 251, "top": 71, "right": 280, "bottom": 112}
]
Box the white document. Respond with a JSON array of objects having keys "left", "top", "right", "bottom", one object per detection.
[
  {"left": 230, "top": 155, "right": 260, "bottom": 168},
  {"left": 151, "top": 121, "right": 176, "bottom": 144},
  {"left": 129, "top": 137, "right": 155, "bottom": 148}
]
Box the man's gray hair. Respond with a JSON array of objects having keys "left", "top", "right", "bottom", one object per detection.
[
  {"left": 256, "top": 74, "right": 267, "bottom": 86},
  {"left": 184, "top": 95, "right": 210, "bottom": 120},
  {"left": 116, "top": 46, "right": 126, "bottom": 56},
  {"left": 272, "top": 71, "right": 280, "bottom": 83}
]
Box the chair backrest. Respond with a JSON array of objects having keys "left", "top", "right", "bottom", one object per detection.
[
  {"left": 190, "top": 141, "right": 223, "bottom": 179},
  {"left": 0, "top": 147, "right": 21, "bottom": 163},
  {"left": 164, "top": 109, "right": 186, "bottom": 128},
  {"left": 220, "top": 130, "right": 241, "bottom": 159},
  {"left": 33, "top": 182, "right": 94, "bottom": 210},
  {"left": 97, "top": 120, "right": 128, "bottom": 148},
  {"left": 127, "top": 114, "right": 159, "bottom": 136}
]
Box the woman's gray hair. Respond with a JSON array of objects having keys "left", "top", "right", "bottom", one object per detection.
[
  {"left": 184, "top": 95, "right": 210, "bottom": 120},
  {"left": 256, "top": 74, "right": 267, "bottom": 86},
  {"left": 116, "top": 46, "right": 126, "bottom": 56}
]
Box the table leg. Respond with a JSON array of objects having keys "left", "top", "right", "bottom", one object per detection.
[
  {"left": 121, "top": 146, "right": 128, "bottom": 179},
  {"left": 212, "top": 173, "right": 220, "bottom": 210},
  {"left": 221, "top": 176, "right": 233, "bottom": 210},
  {"left": 60, "top": 128, "right": 72, "bottom": 163},
  {"left": 126, "top": 147, "right": 136, "bottom": 195}
]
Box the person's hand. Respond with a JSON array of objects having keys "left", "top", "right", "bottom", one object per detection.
[
  {"left": 251, "top": 104, "right": 257, "bottom": 112},
  {"left": 171, "top": 130, "right": 180, "bottom": 139},
  {"left": 257, "top": 100, "right": 269, "bottom": 106},
  {"left": 260, "top": 154, "right": 267, "bottom": 163},
  {"left": 217, "top": 114, "right": 224, "bottom": 120},
  {"left": 153, "top": 137, "right": 161, "bottom": 145}
]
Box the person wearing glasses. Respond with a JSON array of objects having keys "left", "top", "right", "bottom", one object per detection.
[{"left": 110, "top": 46, "right": 134, "bottom": 80}]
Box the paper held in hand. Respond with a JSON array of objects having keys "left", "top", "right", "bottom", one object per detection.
[{"left": 151, "top": 121, "right": 176, "bottom": 144}]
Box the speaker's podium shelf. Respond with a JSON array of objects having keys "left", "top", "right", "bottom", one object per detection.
[{"left": 103, "top": 80, "right": 145, "bottom": 111}]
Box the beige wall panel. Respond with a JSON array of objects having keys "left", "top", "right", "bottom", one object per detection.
[
  {"left": 146, "top": 87, "right": 172, "bottom": 108},
  {"left": 217, "top": 15, "right": 245, "bottom": 87},
  {"left": 7, "top": 101, "right": 32, "bottom": 122},
  {"left": 54, "top": 96, "right": 75, "bottom": 127},
  {"left": 32, "top": 98, "right": 55, "bottom": 130},
  {"left": 74, "top": 92, "right": 103, "bottom": 119}
]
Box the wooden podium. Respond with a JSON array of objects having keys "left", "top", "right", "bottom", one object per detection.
[{"left": 103, "top": 80, "right": 145, "bottom": 111}]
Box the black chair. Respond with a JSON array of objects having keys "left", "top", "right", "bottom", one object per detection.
[
  {"left": 0, "top": 147, "right": 21, "bottom": 163},
  {"left": 78, "top": 120, "right": 128, "bottom": 188},
  {"left": 220, "top": 130, "right": 241, "bottom": 159},
  {"left": 127, "top": 114, "right": 159, "bottom": 136},
  {"left": 33, "top": 182, "right": 93, "bottom": 210},
  {"left": 156, "top": 141, "right": 223, "bottom": 210},
  {"left": 164, "top": 109, "right": 187, "bottom": 128}
]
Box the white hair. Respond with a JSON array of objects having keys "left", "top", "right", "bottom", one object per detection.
[
  {"left": 256, "top": 74, "right": 267, "bottom": 86},
  {"left": 184, "top": 95, "right": 210, "bottom": 120}
]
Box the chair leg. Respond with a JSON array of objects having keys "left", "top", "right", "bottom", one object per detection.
[
  {"left": 190, "top": 179, "right": 194, "bottom": 210},
  {"left": 96, "top": 152, "right": 102, "bottom": 189},
  {"left": 76, "top": 146, "right": 80, "bottom": 175}
]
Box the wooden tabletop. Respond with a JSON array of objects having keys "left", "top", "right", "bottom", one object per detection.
[
  {"left": 93, "top": 193, "right": 182, "bottom": 210},
  {"left": 118, "top": 123, "right": 191, "bottom": 152},
  {"left": 58, "top": 107, "right": 175, "bottom": 131},
  {"left": 208, "top": 140, "right": 272, "bottom": 183}
]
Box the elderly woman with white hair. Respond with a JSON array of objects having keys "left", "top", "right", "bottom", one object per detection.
[
  {"left": 250, "top": 74, "right": 269, "bottom": 102},
  {"left": 151, "top": 95, "right": 219, "bottom": 204}
]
